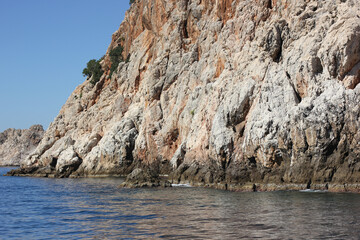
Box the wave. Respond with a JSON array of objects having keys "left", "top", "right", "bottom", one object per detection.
[
  {"left": 171, "top": 183, "right": 192, "bottom": 188},
  {"left": 299, "top": 189, "right": 328, "bottom": 193}
]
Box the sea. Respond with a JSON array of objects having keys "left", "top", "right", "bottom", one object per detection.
[{"left": 1, "top": 167, "right": 360, "bottom": 240}]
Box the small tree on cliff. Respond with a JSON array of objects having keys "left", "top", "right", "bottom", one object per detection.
[
  {"left": 109, "top": 45, "right": 124, "bottom": 77},
  {"left": 82, "top": 59, "right": 104, "bottom": 85},
  {"left": 129, "top": 0, "right": 135, "bottom": 5}
]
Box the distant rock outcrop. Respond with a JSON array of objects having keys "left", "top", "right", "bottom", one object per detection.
[
  {"left": 0, "top": 125, "right": 44, "bottom": 166},
  {"left": 9, "top": 0, "right": 360, "bottom": 191}
]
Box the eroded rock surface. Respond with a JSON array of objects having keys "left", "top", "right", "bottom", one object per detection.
[
  {"left": 0, "top": 125, "right": 44, "bottom": 166},
  {"left": 120, "top": 168, "right": 171, "bottom": 188},
  {"left": 10, "top": 0, "right": 360, "bottom": 191}
]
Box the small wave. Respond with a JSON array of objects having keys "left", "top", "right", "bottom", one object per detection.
[
  {"left": 299, "top": 189, "right": 328, "bottom": 193},
  {"left": 171, "top": 183, "right": 192, "bottom": 188}
]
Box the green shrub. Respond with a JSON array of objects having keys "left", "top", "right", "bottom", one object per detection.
[
  {"left": 82, "top": 59, "right": 104, "bottom": 85},
  {"left": 129, "top": 0, "right": 135, "bottom": 5},
  {"left": 109, "top": 45, "right": 124, "bottom": 77},
  {"left": 83, "top": 45, "right": 127, "bottom": 82}
]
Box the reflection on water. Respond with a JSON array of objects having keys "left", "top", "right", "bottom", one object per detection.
[{"left": 1, "top": 167, "right": 360, "bottom": 239}]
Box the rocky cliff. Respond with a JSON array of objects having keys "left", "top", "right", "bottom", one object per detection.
[
  {"left": 0, "top": 125, "right": 44, "bottom": 166},
  {"left": 8, "top": 0, "right": 360, "bottom": 191}
]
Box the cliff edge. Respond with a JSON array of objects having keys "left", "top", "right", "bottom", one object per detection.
[{"left": 8, "top": 0, "right": 360, "bottom": 191}]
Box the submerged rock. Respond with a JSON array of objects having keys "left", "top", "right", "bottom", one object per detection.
[{"left": 10, "top": 0, "right": 360, "bottom": 191}]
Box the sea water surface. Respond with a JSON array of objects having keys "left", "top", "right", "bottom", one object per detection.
[{"left": 1, "top": 167, "right": 360, "bottom": 239}]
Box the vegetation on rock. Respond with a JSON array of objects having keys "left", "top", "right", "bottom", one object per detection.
[
  {"left": 82, "top": 59, "right": 104, "bottom": 85},
  {"left": 109, "top": 45, "right": 124, "bottom": 77}
]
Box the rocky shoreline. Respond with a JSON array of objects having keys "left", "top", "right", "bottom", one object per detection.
[{"left": 6, "top": 163, "right": 360, "bottom": 193}]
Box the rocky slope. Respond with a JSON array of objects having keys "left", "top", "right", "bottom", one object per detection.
[
  {"left": 8, "top": 0, "right": 360, "bottom": 191},
  {"left": 0, "top": 125, "right": 44, "bottom": 166}
]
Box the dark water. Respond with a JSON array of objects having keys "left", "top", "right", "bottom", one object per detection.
[{"left": 1, "top": 167, "right": 360, "bottom": 240}]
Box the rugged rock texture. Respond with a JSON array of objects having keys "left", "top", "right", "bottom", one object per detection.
[
  {"left": 9, "top": 0, "right": 360, "bottom": 191},
  {"left": 120, "top": 168, "right": 171, "bottom": 188},
  {"left": 0, "top": 125, "right": 44, "bottom": 166}
]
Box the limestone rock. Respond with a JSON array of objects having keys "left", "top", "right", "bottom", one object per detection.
[
  {"left": 11, "top": 0, "right": 360, "bottom": 191},
  {"left": 0, "top": 125, "right": 44, "bottom": 166},
  {"left": 120, "top": 168, "right": 171, "bottom": 188}
]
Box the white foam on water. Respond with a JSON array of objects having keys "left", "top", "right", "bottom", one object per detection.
[
  {"left": 171, "top": 183, "right": 192, "bottom": 188},
  {"left": 299, "top": 189, "right": 328, "bottom": 193}
]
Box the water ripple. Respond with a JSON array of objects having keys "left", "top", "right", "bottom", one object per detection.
[{"left": 1, "top": 167, "right": 360, "bottom": 239}]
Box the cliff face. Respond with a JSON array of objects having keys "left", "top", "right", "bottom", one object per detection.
[
  {"left": 0, "top": 125, "right": 44, "bottom": 166},
  {"left": 10, "top": 0, "right": 360, "bottom": 190}
]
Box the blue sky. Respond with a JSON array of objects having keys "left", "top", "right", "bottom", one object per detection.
[{"left": 0, "top": 0, "right": 130, "bottom": 132}]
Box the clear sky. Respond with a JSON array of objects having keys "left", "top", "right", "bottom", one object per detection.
[{"left": 0, "top": 0, "right": 130, "bottom": 132}]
